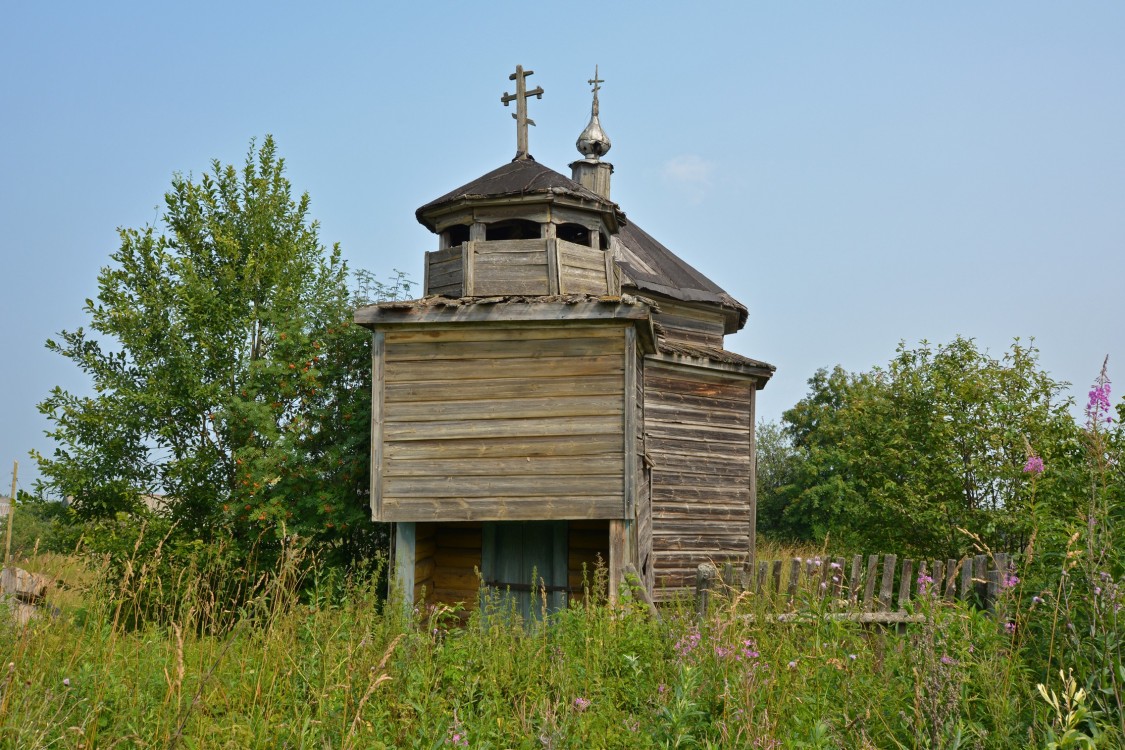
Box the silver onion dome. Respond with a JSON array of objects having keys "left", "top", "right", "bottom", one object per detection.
[{"left": 576, "top": 66, "right": 611, "bottom": 159}]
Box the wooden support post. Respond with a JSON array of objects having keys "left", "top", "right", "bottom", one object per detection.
[
  {"left": 863, "top": 555, "right": 879, "bottom": 611},
  {"left": 849, "top": 555, "right": 863, "bottom": 604},
  {"left": 696, "top": 562, "right": 717, "bottom": 619},
  {"left": 973, "top": 555, "right": 987, "bottom": 604},
  {"left": 960, "top": 556, "right": 974, "bottom": 601},
  {"left": 608, "top": 518, "right": 628, "bottom": 603},
  {"left": 771, "top": 560, "right": 783, "bottom": 598},
  {"left": 623, "top": 563, "right": 661, "bottom": 621},
  {"left": 879, "top": 554, "right": 897, "bottom": 611},
  {"left": 747, "top": 387, "right": 758, "bottom": 570},
  {"left": 787, "top": 558, "right": 801, "bottom": 602},
  {"left": 756, "top": 560, "right": 768, "bottom": 595},
  {"left": 4, "top": 461, "right": 16, "bottom": 568},
  {"left": 394, "top": 522, "right": 416, "bottom": 615},
  {"left": 944, "top": 558, "right": 958, "bottom": 601},
  {"left": 986, "top": 558, "right": 1001, "bottom": 612},
  {"left": 899, "top": 559, "right": 914, "bottom": 610}
]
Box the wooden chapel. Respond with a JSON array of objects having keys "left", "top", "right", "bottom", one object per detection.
[{"left": 355, "top": 66, "right": 774, "bottom": 615}]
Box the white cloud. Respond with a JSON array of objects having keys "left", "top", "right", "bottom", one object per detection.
[{"left": 661, "top": 154, "right": 715, "bottom": 204}]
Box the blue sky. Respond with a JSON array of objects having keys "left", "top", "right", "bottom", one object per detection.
[{"left": 2, "top": 3, "right": 1123, "bottom": 492}]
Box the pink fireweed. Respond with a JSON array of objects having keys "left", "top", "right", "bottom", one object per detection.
[
  {"left": 1086, "top": 359, "right": 1114, "bottom": 428},
  {"left": 1023, "top": 455, "right": 1044, "bottom": 474}
]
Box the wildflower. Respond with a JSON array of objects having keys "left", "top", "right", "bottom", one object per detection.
[
  {"left": 1095, "top": 586, "right": 1102, "bottom": 596},
  {"left": 940, "top": 655, "right": 957, "bottom": 666},
  {"left": 1032, "top": 595, "right": 1044, "bottom": 605},
  {"left": 715, "top": 645, "right": 733, "bottom": 659},
  {"left": 574, "top": 697, "right": 591, "bottom": 712},
  {"left": 1003, "top": 573, "right": 1020, "bottom": 589},
  {"left": 1086, "top": 360, "right": 1114, "bottom": 428},
  {"left": 63, "top": 678, "right": 71, "bottom": 687},
  {"left": 1023, "top": 455, "right": 1044, "bottom": 475},
  {"left": 829, "top": 561, "right": 842, "bottom": 570},
  {"left": 788, "top": 660, "right": 798, "bottom": 669},
  {"left": 832, "top": 575, "right": 840, "bottom": 583},
  {"left": 658, "top": 683, "right": 666, "bottom": 694},
  {"left": 848, "top": 654, "right": 857, "bottom": 660},
  {"left": 918, "top": 574, "right": 934, "bottom": 594},
  {"left": 1004, "top": 622, "right": 1017, "bottom": 634}
]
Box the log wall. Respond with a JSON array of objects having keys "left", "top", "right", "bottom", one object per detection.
[
  {"left": 651, "top": 300, "right": 726, "bottom": 348},
  {"left": 376, "top": 325, "right": 629, "bottom": 522},
  {"left": 644, "top": 360, "right": 754, "bottom": 599}
]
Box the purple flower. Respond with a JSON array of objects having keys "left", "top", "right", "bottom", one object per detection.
[
  {"left": 1003, "top": 573, "right": 1020, "bottom": 589},
  {"left": 940, "top": 655, "right": 957, "bottom": 666},
  {"left": 918, "top": 574, "right": 934, "bottom": 594},
  {"left": 1023, "top": 455, "right": 1044, "bottom": 475},
  {"left": 1004, "top": 622, "right": 1017, "bottom": 634},
  {"left": 1086, "top": 362, "right": 1114, "bottom": 428},
  {"left": 63, "top": 678, "right": 71, "bottom": 687},
  {"left": 787, "top": 660, "right": 798, "bottom": 669},
  {"left": 1032, "top": 595, "right": 1044, "bottom": 605},
  {"left": 848, "top": 654, "right": 857, "bottom": 661},
  {"left": 574, "top": 697, "right": 591, "bottom": 712},
  {"left": 658, "top": 683, "right": 666, "bottom": 694}
]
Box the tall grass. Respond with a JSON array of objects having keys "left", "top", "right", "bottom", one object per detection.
[{"left": 3, "top": 534, "right": 1115, "bottom": 749}]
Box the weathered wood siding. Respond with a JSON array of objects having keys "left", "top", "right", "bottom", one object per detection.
[
  {"left": 376, "top": 325, "right": 628, "bottom": 522},
  {"left": 635, "top": 348, "right": 654, "bottom": 593},
  {"left": 424, "top": 246, "right": 464, "bottom": 297},
  {"left": 652, "top": 300, "right": 726, "bottom": 348},
  {"left": 557, "top": 239, "right": 618, "bottom": 295},
  {"left": 471, "top": 239, "right": 550, "bottom": 296},
  {"left": 644, "top": 360, "right": 754, "bottom": 599}
]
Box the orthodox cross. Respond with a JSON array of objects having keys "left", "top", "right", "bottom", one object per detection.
[
  {"left": 588, "top": 65, "right": 604, "bottom": 115},
  {"left": 501, "top": 65, "right": 544, "bottom": 160}
]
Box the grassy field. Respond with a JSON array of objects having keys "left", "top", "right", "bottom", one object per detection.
[{"left": 2, "top": 537, "right": 1113, "bottom": 750}]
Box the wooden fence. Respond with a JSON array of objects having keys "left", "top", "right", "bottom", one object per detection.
[{"left": 696, "top": 552, "right": 1015, "bottom": 623}]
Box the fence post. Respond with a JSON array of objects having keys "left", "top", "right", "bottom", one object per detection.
[{"left": 696, "top": 563, "right": 717, "bottom": 619}]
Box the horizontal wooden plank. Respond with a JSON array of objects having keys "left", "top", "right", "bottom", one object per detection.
[
  {"left": 646, "top": 389, "right": 752, "bottom": 416},
  {"left": 358, "top": 301, "right": 651, "bottom": 327},
  {"left": 385, "top": 433, "right": 623, "bottom": 460},
  {"left": 382, "top": 496, "right": 625, "bottom": 521},
  {"left": 386, "top": 355, "right": 623, "bottom": 383},
  {"left": 647, "top": 450, "right": 750, "bottom": 471},
  {"left": 474, "top": 239, "right": 545, "bottom": 254},
  {"left": 386, "top": 454, "right": 623, "bottom": 478},
  {"left": 383, "top": 473, "right": 622, "bottom": 498},
  {"left": 647, "top": 436, "right": 750, "bottom": 457},
  {"left": 646, "top": 405, "right": 750, "bottom": 430},
  {"left": 385, "top": 336, "right": 623, "bottom": 363},
  {"left": 386, "top": 374, "right": 622, "bottom": 403},
  {"left": 559, "top": 251, "right": 606, "bottom": 272},
  {"left": 473, "top": 279, "right": 549, "bottom": 296},
  {"left": 651, "top": 469, "right": 749, "bottom": 488},
  {"left": 646, "top": 372, "right": 754, "bottom": 401},
  {"left": 387, "top": 326, "right": 623, "bottom": 344},
  {"left": 385, "top": 414, "right": 623, "bottom": 442},
  {"left": 386, "top": 394, "right": 623, "bottom": 423},
  {"left": 651, "top": 487, "right": 752, "bottom": 503},
  {"left": 646, "top": 423, "right": 749, "bottom": 445},
  {"left": 428, "top": 285, "right": 463, "bottom": 295}
]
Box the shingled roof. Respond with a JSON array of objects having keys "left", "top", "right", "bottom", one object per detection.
[
  {"left": 416, "top": 159, "right": 624, "bottom": 231},
  {"left": 415, "top": 159, "right": 749, "bottom": 332},
  {"left": 615, "top": 222, "right": 748, "bottom": 333}
]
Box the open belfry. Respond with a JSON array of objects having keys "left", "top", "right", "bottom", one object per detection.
[{"left": 355, "top": 66, "right": 774, "bottom": 615}]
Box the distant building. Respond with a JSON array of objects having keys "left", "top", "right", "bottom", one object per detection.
[{"left": 0, "top": 495, "right": 10, "bottom": 519}]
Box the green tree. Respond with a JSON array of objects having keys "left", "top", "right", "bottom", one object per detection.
[
  {"left": 773, "top": 337, "right": 1084, "bottom": 557},
  {"left": 36, "top": 137, "right": 407, "bottom": 566}
]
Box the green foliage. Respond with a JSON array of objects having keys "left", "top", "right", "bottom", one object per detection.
[
  {"left": 0, "top": 491, "right": 71, "bottom": 557},
  {"left": 35, "top": 137, "right": 410, "bottom": 570},
  {"left": 769, "top": 337, "right": 1083, "bottom": 557},
  {"left": 5, "top": 535, "right": 1125, "bottom": 748}
]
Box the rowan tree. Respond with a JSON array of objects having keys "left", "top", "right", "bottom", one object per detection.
[{"left": 36, "top": 137, "right": 407, "bottom": 566}]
